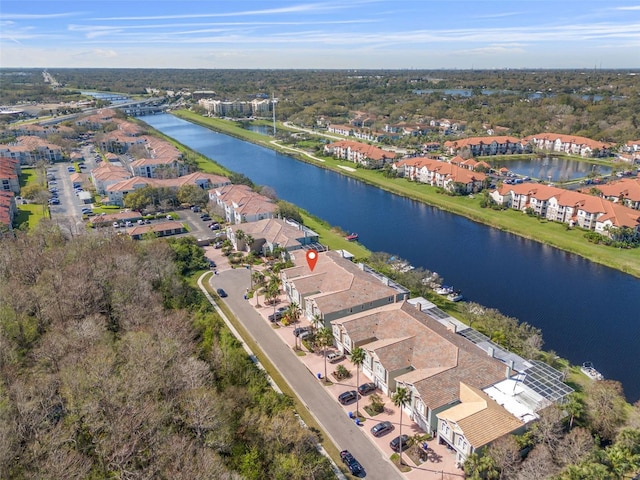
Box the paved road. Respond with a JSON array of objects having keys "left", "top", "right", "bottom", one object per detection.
[{"left": 209, "top": 268, "right": 402, "bottom": 480}]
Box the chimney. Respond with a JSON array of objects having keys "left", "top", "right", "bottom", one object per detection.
[
  {"left": 488, "top": 346, "right": 495, "bottom": 358},
  {"left": 447, "top": 322, "right": 457, "bottom": 333},
  {"left": 414, "top": 302, "right": 422, "bottom": 312}
]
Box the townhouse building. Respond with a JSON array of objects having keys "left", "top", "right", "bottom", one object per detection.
[{"left": 281, "top": 250, "right": 409, "bottom": 325}]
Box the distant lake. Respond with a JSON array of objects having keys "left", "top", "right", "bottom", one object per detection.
[
  {"left": 490, "top": 157, "right": 612, "bottom": 182},
  {"left": 245, "top": 124, "right": 273, "bottom": 135}
]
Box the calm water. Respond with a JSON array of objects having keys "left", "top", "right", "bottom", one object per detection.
[
  {"left": 141, "top": 113, "right": 640, "bottom": 401},
  {"left": 490, "top": 157, "right": 613, "bottom": 182}
]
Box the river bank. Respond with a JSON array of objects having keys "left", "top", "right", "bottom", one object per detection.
[{"left": 171, "top": 109, "right": 640, "bottom": 279}]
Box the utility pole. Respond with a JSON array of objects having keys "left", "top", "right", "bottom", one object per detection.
[{"left": 272, "top": 92, "right": 276, "bottom": 136}]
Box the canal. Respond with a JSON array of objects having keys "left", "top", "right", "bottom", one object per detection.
[{"left": 140, "top": 113, "right": 640, "bottom": 402}]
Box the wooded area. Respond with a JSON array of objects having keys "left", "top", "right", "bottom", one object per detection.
[{"left": 0, "top": 226, "right": 333, "bottom": 479}]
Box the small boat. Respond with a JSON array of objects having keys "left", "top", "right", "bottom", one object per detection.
[
  {"left": 435, "top": 285, "right": 454, "bottom": 295},
  {"left": 345, "top": 233, "right": 359, "bottom": 241},
  {"left": 580, "top": 362, "right": 604, "bottom": 381},
  {"left": 447, "top": 291, "right": 464, "bottom": 302}
]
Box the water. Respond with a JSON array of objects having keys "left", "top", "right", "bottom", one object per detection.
[
  {"left": 140, "top": 113, "right": 640, "bottom": 402},
  {"left": 490, "top": 157, "right": 613, "bottom": 182},
  {"left": 413, "top": 89, "right": 605, "bottom": 101}
]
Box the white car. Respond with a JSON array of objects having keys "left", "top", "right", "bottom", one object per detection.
[{"left": 327, "top": 352, "right": 345, "bottom": 363}]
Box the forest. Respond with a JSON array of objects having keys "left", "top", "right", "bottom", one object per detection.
[
  {"left": 2, "top": 68, "right": 639, "bottom": 145},
  {"left": 0, "top": 225, "right": 333, "bottom": 479}
]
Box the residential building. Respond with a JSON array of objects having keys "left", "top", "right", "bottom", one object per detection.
[
  {"left": 209, "top": 184, "right": 276, "bottom": 224},
  {"left": 436, "top": 383, "right": 525, "bottom": 466},
  {"left": 324, "top": 140, "right": 394, "bottom": 168},
  {"left": 393, "top": 157, "right": 487, "bottom": 194},
  {"left": 91, "top": 162, "right": 131, "bottom": 195},
  {"left": 491, "top": 183, "right": 640, "bottom": 235},
  {"left": 330, "top": 301, "right": 506, "bottom": 433},
  {"left": 0, "top": 157, "right": 21, "bottom": 193},
  {"left": 281, "top": 250, "right": 409, "bottom": 326},
  {"left": 444, "top": 136, "right": 523, "bottom": 157},
  {"left": 522, "top": 133, "right": 613, "bottom": 158},
  {"left": 126, "top": 220, "right": 186, "bottom": 240},
  {"left": 0, "top": 136, "right": 64, "bottom": 164},
  {"left": 596, "top": 177, "right": 640, "bottom": 210},
  {"left": 0, "top": 191, "right": 17, "bottom": 232},
  {"left": 226, "top": 217, "right": 319, "bottom": 254}
]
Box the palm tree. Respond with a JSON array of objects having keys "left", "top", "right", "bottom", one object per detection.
[
  {"left": 316, "top": 327, "right": 334, "bottom": 381},
  {"left": 392, "top": 386, "right": 410, "bottom": 465},
  {"left": 285, "top": 302, "right": 301, "bottom": 325},
  {"left": 351, "top": 347, "right": 366, "bottom": 417}
]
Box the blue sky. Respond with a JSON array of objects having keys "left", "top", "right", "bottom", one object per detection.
[{"left": 1, "top": 0, "right": 639, "bottom": 69}]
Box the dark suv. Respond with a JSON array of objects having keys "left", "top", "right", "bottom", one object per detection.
[
  {"left": 338, "top": 390, "right": 358, "bottom": 405},
  {"left": 390, "top": 434, "right": 410, "bottom": 452}
]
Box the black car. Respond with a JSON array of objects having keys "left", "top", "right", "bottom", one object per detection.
[
  {"left": 201, "top": 215, "right": 211, "bottom": 222},
  {"left": 216, "top": 288, "right": 227, "bottom": 298},
  {"left": 389, "top": 434, "right": 410, "bottom": 452},
  {"left": 340, "top": 450, "right": 363, "bottom": 476},
  {"left": 338, "top": 390, "right": 358, "bottom": 405},
  {"left": 357, "top": 382, "right": 377, "bottom": 395},
  {"left": 370, "top": 420, "right": 394, "bottom": 437}
]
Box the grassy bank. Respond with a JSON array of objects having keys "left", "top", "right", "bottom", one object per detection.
[{"left": 171, "top": 110, "right": 640, "bottom": 279}]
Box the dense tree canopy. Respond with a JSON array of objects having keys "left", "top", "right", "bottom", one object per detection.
[{"left": 0, "top": 223, "right": 333, "bottom": 479}]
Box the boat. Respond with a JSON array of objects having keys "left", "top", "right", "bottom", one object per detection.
[
  {"left": 447, "top": 291, "right": 464, "bottom": 302},
  {"left": 435, "top": 285, "right": 454, "bottom": 295},
  {"left": 580, "top": 362, "right": 604, "bottom": 381},
  {"left": 345, "top": 233, "right": 359, "bottom": 241}
]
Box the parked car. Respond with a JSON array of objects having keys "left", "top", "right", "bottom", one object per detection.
[
  {"left": 48, "top": 198, "right": 60, "bottom": 205},
  {"left": 216, "top": 288, "right": 227, "bottom": 298},
  {"left": 389, "top": 434, "right": 410, "bottom": 452},
  {"left": 191, "top": 205, "right": 201, "bottom": 212},
  {"left": 293, "top": 326, "right": 312, "bottom": 337},
  {"left": 299, "top": 330, "right": 313, "bottom": 341},
  {"left": 358, "top": 382, "right": 377, "bottom": 395},
  {"left": 113, "top": 222, "right": 120, "bottom": 228},
  {"left": 327, "top": 351, "right": 345, "bottom": 363},
  {"left": 81, "top": 208, "right": 92, "bottom": 214},
  {"left": 268, "top": 307, "right": 287, "bottom": 322},
  {"left": 199, "top": 213, "right": 209, "bottom": 219},
  {"left": 338, "top": 390, "right": 358, "bottom": 405},
  {"left": 201, "top": 215, "right": 211, "bottom": 222},
  {"left": 370, "top": 420, "right": 394, "bottom": 437},
  {"left": 213, "top": 241, "right": 223, "bottom": 249},
  {"left": 209, "top": 260, "right": 217, "bottom": 269},
  {"left": 340, "top": 450, "right": 363, "bottom": 476}
]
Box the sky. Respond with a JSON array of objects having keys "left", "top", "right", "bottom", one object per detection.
[{"left": 1, "top": 0, "right": 640, "bottom": 70}]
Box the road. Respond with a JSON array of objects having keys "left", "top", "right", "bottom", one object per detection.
[{"left": 209, "top": 268, "right": 403, "bottom": 480}]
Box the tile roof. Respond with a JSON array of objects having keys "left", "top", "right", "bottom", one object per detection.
[
  {"left": 438, "top": 383, "right": 524, "bottom": 449},
  {"left": 332, "top": 301, "right": 507, "bottom": 409}
]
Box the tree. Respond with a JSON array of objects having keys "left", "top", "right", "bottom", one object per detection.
[
  {"left": 392, "top": 386, "right": 410, "bottom": 465},
  {"left": 351, "top": 347, "right": 365, "bottom": 417},
  {"left": 585, "top": 380, "right": 628, "bottom": 442},
  {"left": 177, "top": 184, "right": 208, "bottom": 207},
  {"left": 316, "top": 328, "right": 334, "bottom": 381}
]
